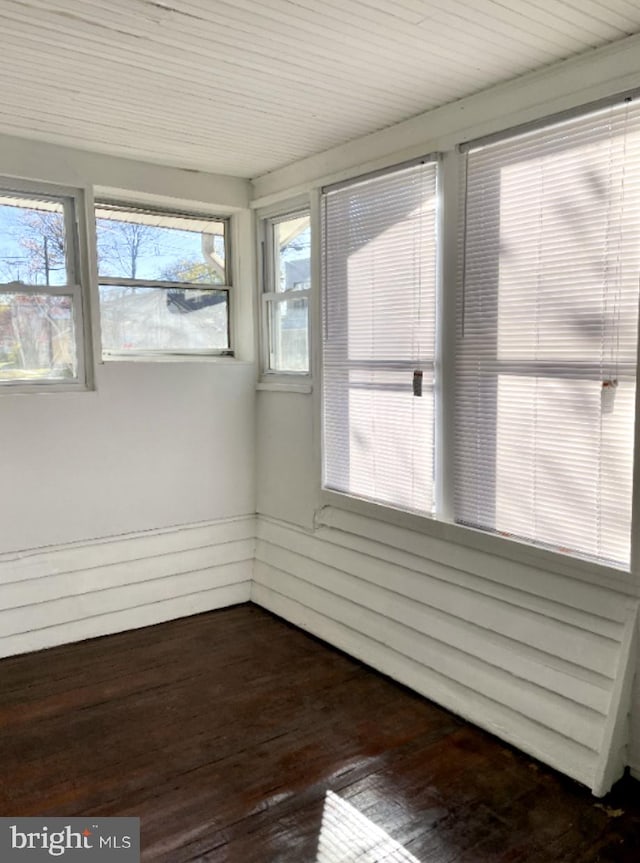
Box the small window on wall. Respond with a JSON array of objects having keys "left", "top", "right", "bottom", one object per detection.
[
  {"left": 262, "top": 211, "right": 311, "bottom": 374},
  {"left": 95, "top": 203, "right": 231, "bottom": 357},
  {"left": 0, "top": 183, "right": 88, "bottom": 389}
]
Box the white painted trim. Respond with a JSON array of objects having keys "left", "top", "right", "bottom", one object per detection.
[
  {"left": 101, "top": 354, "right": 251, "bottom": 365},
  {"left": 309, "top": 187, "right": 324, "bottom": 522},
  {"left": 252, "top": 193, "right": 310, "bottom": 215},
  {"left": 593, "top": 604, "right": 639, "bottom": 796},
  {"left": 231, "top": 208, "right": 258, "bottom": 363},
  {"left": 434, "top": 151, "right": 458, "bottom": 521},
  {"left": 256, "top": 380, "right": 312, "bottom": 394}
]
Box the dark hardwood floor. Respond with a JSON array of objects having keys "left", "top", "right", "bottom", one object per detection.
[{"left": 0, "top": 604, "right": 638, "bottom": 862}]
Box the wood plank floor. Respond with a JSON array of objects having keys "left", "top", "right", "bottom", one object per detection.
[{"left": 0, "top": 604, "right": 639, "bottom": 862}]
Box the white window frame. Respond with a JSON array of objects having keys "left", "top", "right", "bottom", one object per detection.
[
  {"left": 0, "top": 177, "right": 92, "bottom": 393},
  {"left": 320, "top": 157, "right": 439, "bottom": 515},
  {"left": 95, "top": 201, "right": 233, "bottom": 361},
  {"left": 453, "top": 103, "right": 640, "bottom": 570},
  {"left": 317, "top": 94, "right": 640, "bottom": 586},
  {"left": 258, "top": 203, "right": 312, "bottom": 387}
]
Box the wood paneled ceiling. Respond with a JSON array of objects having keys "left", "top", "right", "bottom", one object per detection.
[{"left": 1, "top": 0, "right": 640, "bottom": 178}]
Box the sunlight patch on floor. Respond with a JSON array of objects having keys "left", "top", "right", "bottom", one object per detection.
[{"left": 316, "top": 790, "right": 421, "bottom": 862}]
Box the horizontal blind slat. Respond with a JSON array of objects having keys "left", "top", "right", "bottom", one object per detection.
[
  {"left": 322, "top": 162, "right": 438, "bottom": 515},
  {"left": 456, "top": 101, "right": 640, "bottom": 569}
]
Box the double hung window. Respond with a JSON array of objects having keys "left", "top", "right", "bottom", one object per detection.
[
  {"left": 457, "top": 101, "right": 640, "bottom": 568},
  {"left": 321, "top": 99, "right": 640, "bottom": 570},
  {"left": 0, "top": 182, "right": 88, "bottom": 388},
  {"left": 262, "top": 211, "right": 311, "bottom": 374},
  {"left": 95, "top": 203, "right": 230, "bottom": 357},
  {"left": 322, "top": 160, "right": 438, "bottom": 514}
]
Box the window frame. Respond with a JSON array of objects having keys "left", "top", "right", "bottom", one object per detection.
[
  {"left": 320, "top": 157, "right": 439, "bottom": 516},
  {"left": 259, "top": 205, "right": 312, "bottom": 383},
  {"left": 454, "top": 105, "right": 640, "bottom": 570},
  {"left": 95, "top": 200, "right": 233, "bottom": 361},
  {"left": 0, "top": 177, "right": 92, "bottom": 393},
  {"left": 317, "top": 96, "right": 640, "bottom": 582}
]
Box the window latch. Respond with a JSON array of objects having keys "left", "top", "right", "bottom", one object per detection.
[{"left": 413, "top": 369, "right": 423, "bottom": 397}]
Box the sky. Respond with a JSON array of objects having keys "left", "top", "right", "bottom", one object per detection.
[{"left": 0, "top": 200, "right": 227, "bottom": 287}]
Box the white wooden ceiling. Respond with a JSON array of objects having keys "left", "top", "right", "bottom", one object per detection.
[{"left": 1, "top": 0, "right": 639, "bottom": 179}]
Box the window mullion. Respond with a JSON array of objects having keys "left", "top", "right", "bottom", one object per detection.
[
  {"left": 435, "top": 150, "right": 460, "bottom": 523},
  {"left": 630, "top": 297, "right": 640, "bottom": 576}
]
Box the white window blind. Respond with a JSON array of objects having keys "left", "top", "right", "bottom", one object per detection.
[
  {"left": 322, "top": 160, "right": 438, "bottom": 515},
  {"left": 456, "top": 101, "right": 640, "bottom": 568}
]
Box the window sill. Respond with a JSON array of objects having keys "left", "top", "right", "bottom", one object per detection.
[
  {"left": 0, "top": 381, "right": 94, "bottom": 395},
  {"left": 257, "top": 377, "right": 312, "bottom": 394},
  {"left": 101, "top": 353, "right": 251, "bottom": 365},
  {"left": 317, "top": 490, "right": 640, "bottom": 597}
]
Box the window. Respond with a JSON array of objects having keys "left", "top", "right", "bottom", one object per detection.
[
  {"left": 262, "top": 211, "right": 311, "bottom": 374},
  {"left": 0, "top": 182, "right": 88, "bottom": 388},
  {"left": 95, "top": 203, "right": 230, "bottom": 357},
  {"left": 456, "top": 101, "right": 640, "bottom": 569},
  {"left": 322, "top": 160, "right": 438, "bottom": 514},
  {"left": 321, "top": 99, "right": 640, "bottom": 571}
]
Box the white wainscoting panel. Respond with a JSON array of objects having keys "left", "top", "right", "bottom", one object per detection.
[
  {"left": 632, "top": 676, "right": 640, "bottom": 782},
  {"left": 2, "top": 506, "right": 636, "bottom": 796},
  {"left": 0, "top": 516, "right": 255, "bottom": 658},
  {"left": 253, "top": 512, "right": 638, "bottom": 796}
]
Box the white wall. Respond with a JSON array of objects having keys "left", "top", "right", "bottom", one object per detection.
[
  {"left": 256, "top": 390, "right": 318, "bottom": 531},
  {"left": 252, "top": 35, "right": 640, "bottom": 793},
  {"left": 1, "top": 361, "right": 255, "bottom": 554},
  {"left": 0, "top": 135, "right": 256, "bottom": 653}
]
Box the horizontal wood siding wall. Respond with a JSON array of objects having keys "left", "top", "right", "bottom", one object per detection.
[
  {"left": 0, "top": 516, "right": 255, "bottom": 658},
  {"left": 632, "top": 682, "right": 640, "bottom": 780},
  {"left": 253, "top": 511, "right": 638, "bottom": 795}
]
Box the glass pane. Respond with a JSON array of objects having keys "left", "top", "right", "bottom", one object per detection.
[
  {"left": 100, "top": 285, "right": 229, "bottom": 352},
  {"left": 95, "top": 207, "right": 226, "bottom": 284},
  {"left": 274, "top": 214, "right": 310, "bottom": 292},
  {"left": 0, "top": 195, "right": 68, "bottom": 286},
  {"left": 0, "top": 293, "right": 76, "bottom": 381},
  {"left": 268, "top": 297, "right": 309, "bottom": 372}
]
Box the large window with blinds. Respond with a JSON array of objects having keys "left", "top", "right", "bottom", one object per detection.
[
  {"left": 321, "top": 98, "right": 640, "bottom": 571},
  {"left": 322, "top": 160, "right": 438, "bottom": 515},
  {"left": 457, "top": 101, "right": 640, "bottom": 569}
]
